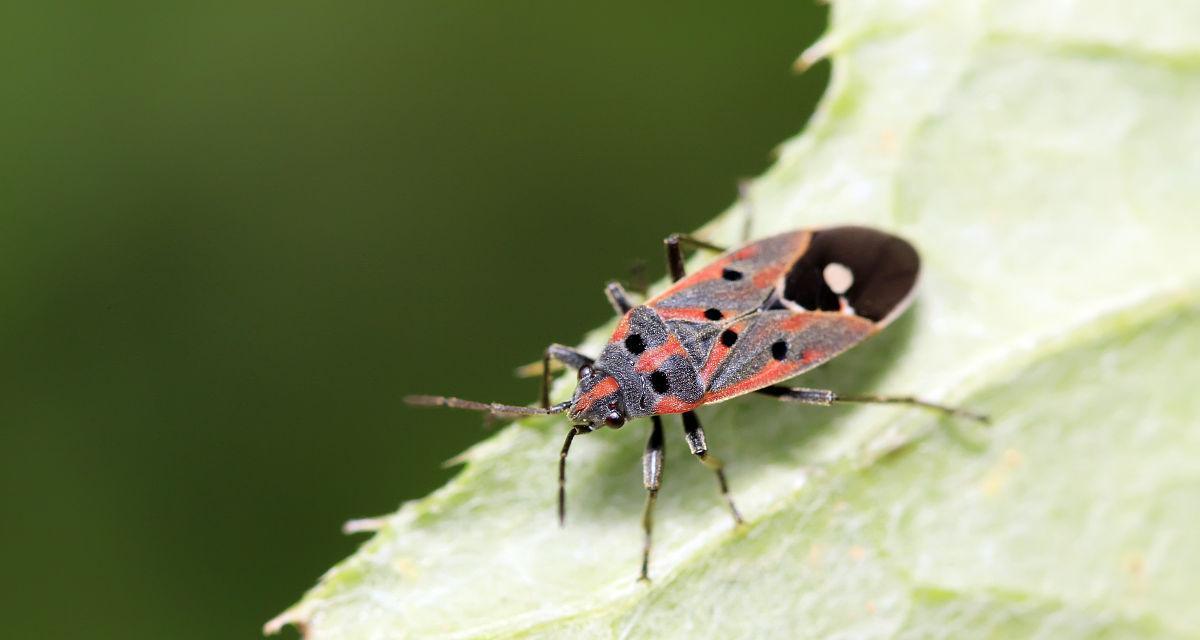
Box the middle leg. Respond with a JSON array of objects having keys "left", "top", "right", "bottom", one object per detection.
[
  {"left": 639, "top": 416, "right": 665, "bottom": 581},
  {"left": 662, "top": 183, "right": 757, "bottom": 282},
  {"left": 681, "top": 411, "right": 743, "bottom": 525}
]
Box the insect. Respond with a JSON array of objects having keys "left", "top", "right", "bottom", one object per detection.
[{"left": 407, "top": 226, "right": 985, "bottom": 581}]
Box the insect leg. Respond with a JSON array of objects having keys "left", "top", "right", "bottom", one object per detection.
[
  {"left": 605, "top": 281, "right": 635, "bottom": 315},
  {"left": 559, "top": 425, "right": 589, "bottom": 526},
  {"left": 756, "top": 386, "right": 989, "bottom": 423},
  {"left": 664, "top": 234, "right": 727, "bottom": 282},
  {"left": 681, "top": 411, "right": 744, "bottom": 525},
  {"left": 540, "top": 343, "right": 595, "bottom": 408},
  {"left": 639, "top": 416, "right": 665, "bottom": 582}
]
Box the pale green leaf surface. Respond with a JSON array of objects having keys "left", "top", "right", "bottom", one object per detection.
[{"left": 269, "top": 1, "right": 1200, "bottom": 637}]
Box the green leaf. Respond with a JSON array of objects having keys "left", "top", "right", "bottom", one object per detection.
[{"left": 268, "top": 1, "right": 1200, "bottom": 637}]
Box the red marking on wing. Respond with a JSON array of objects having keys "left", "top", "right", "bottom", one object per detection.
[
  {"left": 669, "top": 259, "right": 730, "bottom": 290},
  {"left": 752, "top": 263, "right": 787, "bottom": 288},
  {"left": 572, "top": 375, "right": 619, "bottom": 415},
  {"left": 636, "top": 334, "right": 688, "bottom": 373},
  {"left": 656, "top": 307, "right": 714, "bottom": 322},
  {"left": 732, "top": 244, "right": 760, "bottom": 260},
  {"left": 701, "top": 359, "right": 798, "bottom": 405},
  {"left": 647, "top": 252, "right": 744, "bottom": 304},
  {"left": 780, "top": 313, "right": 816, "bottom": 332},
  {"left": 698, "top": 318, "right": 751, "bottom": 385},
  {"left": 699, "top": 340, "right": 731, "bottom": 384},
  {"left": 654, "top": 395, "right": 701, "bottom": 415}
]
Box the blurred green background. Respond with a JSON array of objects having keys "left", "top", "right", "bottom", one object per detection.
[{"left": 1, "top": 2, "right": 828, "bottom": 638}]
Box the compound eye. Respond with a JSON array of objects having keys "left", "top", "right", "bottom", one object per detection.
[
  {"left": 577, "top": 365, "right": 593, "bottom": 380},
  {"left": 604, "top": 411, "right": 625, "bottom": 429}
]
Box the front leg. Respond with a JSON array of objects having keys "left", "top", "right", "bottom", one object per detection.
[
  {"left": 681, "top": 411, "right": 743, "bottom": 525},
  {"left": 540, "top": 344, "right": 594, "bottom": 409},
  {"left": 605, "top": 280, "right": 635, "bottom": 315},
  {"left": 540, "top": 278, "right": 639, "bottom": 408}
]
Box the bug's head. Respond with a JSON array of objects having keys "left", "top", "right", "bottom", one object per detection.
[{"left": 566, "top": 364, "right": 627, "bottom": 429}]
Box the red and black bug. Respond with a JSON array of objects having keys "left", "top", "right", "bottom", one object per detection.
[{"left": 408, "top": 226, "right": 985, "bottom": 581}]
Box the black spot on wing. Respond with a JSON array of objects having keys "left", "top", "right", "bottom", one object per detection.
[{"left": 770, "top": 340, "right": 788, "bottom": 361}]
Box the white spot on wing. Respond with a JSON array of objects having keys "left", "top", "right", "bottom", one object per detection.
[{"left": 824, "top": 262, "right": 854, "bottom": 294}]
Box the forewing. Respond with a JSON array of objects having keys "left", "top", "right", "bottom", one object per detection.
[{"left": 700, "top": 310, "right": 875, "bottom": 404}]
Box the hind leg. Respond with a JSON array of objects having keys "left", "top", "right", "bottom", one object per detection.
[{"left": 756, "top": 386, "right": 988, "bottom": 423}]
